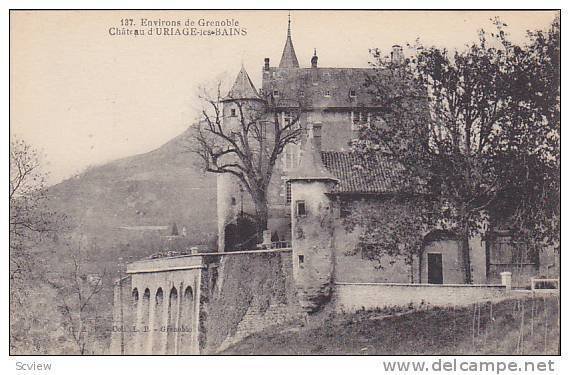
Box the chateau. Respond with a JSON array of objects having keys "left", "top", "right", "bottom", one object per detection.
[{"left": 111, "top": 18, "right": 559, "bottom": 355}]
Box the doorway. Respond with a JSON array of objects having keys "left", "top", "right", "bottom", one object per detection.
[{"left": 427, "top": 253, "right": 443, "bottom": 284}]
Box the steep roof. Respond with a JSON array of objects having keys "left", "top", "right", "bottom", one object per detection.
[
  {"left": 320, "top": 151, "right": 406, "bottom": 194},
  {"left": 262, "top": 67, "right": 381, "bottom": 108},
  {"left": 278, "top": 18, "right": 300, "bottom": 68},
  {"left": 288, "top": 138, "right": 338, "bottom": 182},
  {"left": 225, "top": 66, "right": 262, "bottom": 101}
]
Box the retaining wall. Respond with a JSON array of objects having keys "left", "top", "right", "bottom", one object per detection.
[{"left": 334, "top": 282, "right": 507, "bottom": 312}]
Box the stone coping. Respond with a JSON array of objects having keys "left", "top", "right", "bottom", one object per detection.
[
  {"left": 134, "top": 247, "right": 293, "bottom": 264},
  {"left": 335, "top": 282, "right": 505, "bottom": 288},
  {"left": 126, "top": 264, "right": 206, "bottom": 275}
]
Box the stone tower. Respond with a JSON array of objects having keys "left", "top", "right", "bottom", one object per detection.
[
  {"left": 288, "top": 135, "right": 338, "bottom": 312},
  {"left": 217, "top": 66, "right": 265, "bottom": 252}
]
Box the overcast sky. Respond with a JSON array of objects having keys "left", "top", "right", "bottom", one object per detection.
[{"left": 10, "top": 10, "right": 558, "bottom": 185}]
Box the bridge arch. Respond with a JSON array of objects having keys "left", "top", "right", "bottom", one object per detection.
[
  {"left": 166, "top": 287, "right": 178, "bottom": 354},
  {"left": 178, "top": 286, "right": 194, "bottom": 354}
]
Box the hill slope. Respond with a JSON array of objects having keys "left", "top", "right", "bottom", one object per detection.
[
  {"left": 48, "top": 127, "right": 217, "bottom": 263},
  {"left": 221, "top": 295, "right": 560, "bottom": 355}
]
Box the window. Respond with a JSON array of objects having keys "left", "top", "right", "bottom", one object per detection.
[
  {"left": 352, "top": 111, "right": 366, "bottom": 124},
  {"left": 349, "top": 89, "right": 356, "bottom": 97},
  {"left": 283, "top": 143, "right": 300, "bottom": 171},
  {"left": 351, "top": 111, "right": 369, "bottom": 131},
  {"left": 298, "top": 254, "right": 305, "bottom": 266},
  {"left": 299, "top": 90, "right": 305, "bottom": 97},
  {"left": 324, "top": 90, "right": 331, "bottom": 97},
  {"left": 285, "top": 181, "right": 292, "bottom": 204},
  {"left": 296, "top": 200, "right": 307, "bottom": 217},
  {"left": 273, "top": 90, "right": 279, "bottom": 97},
  {"left": 230, "top": 108, "right": 236, "bottom": 117},
  {"left": 312, "top": 124, "right": 322, "bottom": 150}
]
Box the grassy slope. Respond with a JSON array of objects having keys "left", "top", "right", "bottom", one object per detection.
[{"left": 221, "top": 295, "right": 560, "bottom": 355}]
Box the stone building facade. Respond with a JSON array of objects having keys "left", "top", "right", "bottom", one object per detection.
[{"left": 112, "top": 17, "right": 559, "bottom": 353}]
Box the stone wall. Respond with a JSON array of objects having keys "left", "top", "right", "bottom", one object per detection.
[
  {"left": 333, "top": 222, "right": 418, "bottom": 284},
  {"left": 203, "top": 250, "right": 297, "bottom": 352},
  {"left": 216, "top": 303, "right": 301, "bottom": 352},
  {"left": 330, "top": 199, "right": 489, "bottom": 285},
  {"left": 334, "top": 282, "right": 508, "bottom": 313}
]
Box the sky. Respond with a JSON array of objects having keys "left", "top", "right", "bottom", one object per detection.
[{"left": 10, "top": 10, "right": 558, "bottom": 185}]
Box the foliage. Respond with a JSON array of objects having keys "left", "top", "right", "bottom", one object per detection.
[
  {"left": 189, "top": 82, "right": 303, "bottom": 235},
  {"left": 352, "top": 17, "right": 560, "bottom": 282},
  {"left": 343, "top": 197, "right": 436, "bottom": 282}
]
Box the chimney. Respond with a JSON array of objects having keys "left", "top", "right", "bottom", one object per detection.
[
  {"left": 264, "top": 57, "right": 270, "bottom": 71},
  {"left": 311, "top": 49, "right": 318, "bottom": 68},
  {"left": 391, "top": 45, "right": 404, "bottom": 65}
]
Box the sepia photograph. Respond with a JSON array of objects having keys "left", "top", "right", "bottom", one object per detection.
[{"left": 9, "top": 9, "right": 560, "bottom": 359}]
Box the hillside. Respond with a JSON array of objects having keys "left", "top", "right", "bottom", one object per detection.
[
  {"left": 47, "top": 127, "right": 217, "bottom": 265},
  {"left": 221, "top": 295, "right": 560, "bottom": 355}
]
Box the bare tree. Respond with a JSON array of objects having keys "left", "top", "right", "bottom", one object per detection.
[
  {"left": 9, "top": 138, "right": 66, "bottom": 353},
  {"left": 10, "top": 138, "right": 57, "bottom": 286},
  {"left": 190, "top": 82, "right": 303, "bottom": 235},
  {"left": 51, "top": 237, "right": 106, "bottom": 355}
]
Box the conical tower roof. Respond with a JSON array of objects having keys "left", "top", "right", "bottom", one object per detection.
[
  {"left": 225, "top": 65, "right": 262, "bottom": 101},
  {"left": 279, "top": 16, "right": 300, "bottom": 68},
  {"left": 288, "top": 136, "right": 338, "bottom": 182}
]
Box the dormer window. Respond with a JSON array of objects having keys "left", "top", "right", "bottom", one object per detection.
[
  {"left": 349, "top": 89, "right": 356, "bottom": 97},
  {"left": 230, "top": 108, "right": 237, "bottom": 117},
  {"left": 324, "top": 90, "right": 331, "bottom": 97},
  {"left": 273, "top": 90, "right": 280, "bottom": 97},
  {"left": 299, "top": 90, "right": 305, "bottom": 97}
]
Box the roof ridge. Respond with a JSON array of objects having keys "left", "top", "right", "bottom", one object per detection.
[{"left": 225, "top": 66, "right": 262, "bottom": 101}]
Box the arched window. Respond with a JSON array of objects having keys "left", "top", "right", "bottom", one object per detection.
[
  {"left": 156, "top": 288, "right": 164, "bottom": 304},
  {"left": 132, "top": 288, "right": 139, "bottom": 305}
]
